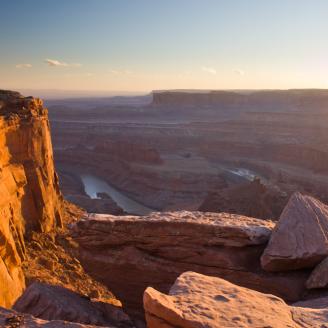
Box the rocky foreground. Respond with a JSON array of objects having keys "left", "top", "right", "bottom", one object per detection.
[
  {"left": 2, "top": 90, "right": 328, "bottom": 327},
  {"left": 72, "top": 192, "right": 328, "bottom": 326},
  {"left": 144, "top": 271, "right": 328, "bottom": 328}
]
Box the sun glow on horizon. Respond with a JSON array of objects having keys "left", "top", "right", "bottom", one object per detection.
[{"left": 1, "top": 0, "right": 328, "bottom": 93}]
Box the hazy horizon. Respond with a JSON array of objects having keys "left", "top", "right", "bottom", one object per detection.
[{"left": 11, "top": 87, "right": 328, "bottom": 100}]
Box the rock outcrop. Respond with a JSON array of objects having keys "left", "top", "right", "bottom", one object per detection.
[
  {"left": 0, "top": 306, "right": 109, "bottom": 327},
  {"left": 0, "top": 90, "right": 63, "bottom": 307},
  {"left": 13, "top": 282, "right": 133, "bottom": 328},
  {"left": 67, "top": 194, "right": 125, "bottom": 216},
  {"left": 144, "top": 271, "right": 328, "bottom": 328},
  {"left": 199, "top": 178, "right": 288, "bottom": 220},
  {"left": 72, "top": 211, "right": 309, "bottom": 320},
  {"left": 22, "top": 207, "right": 122, "bottom": 309},
  {"left": 261, "top": 192, "right": 328, "bottom": 271},
  {"left": 306, "top": 257, "right": 328, "bottom": 289}
]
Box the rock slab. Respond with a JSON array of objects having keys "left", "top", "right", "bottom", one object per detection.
[
  {"left": 261, "top": 192, "right": 328, "bottom": 271},
  {"left": 0, "top": 306, "right": 114, "bottom": 327},
  {"left": 13, "top": 282, "right": 134, "bottom": 328},
  {"left": 144, "top": 271, "right": 328, "bottom": 328},
  {"left": 72, "top": 211, "right": 308, "bottom": 319}
]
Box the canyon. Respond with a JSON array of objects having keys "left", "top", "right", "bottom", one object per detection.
[
  {"left": 2, "top": 89, "right": 328, "bottom": 327},
  {"left": 48, "top": 89, "right": 328, "bottom": 219}
]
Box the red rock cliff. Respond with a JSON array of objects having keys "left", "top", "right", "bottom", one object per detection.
[{"left": 0, "top": 90, "right": 63, "bottom": 307}]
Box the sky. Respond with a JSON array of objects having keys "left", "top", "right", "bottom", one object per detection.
[{"left": 1, "top": 0, "right": 328, "bottom": 96}]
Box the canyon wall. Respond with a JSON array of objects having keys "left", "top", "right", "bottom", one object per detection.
[
  {"left": 152, "top": 89, "right": 328, "bottom": 111},
  {"left": 0, "top": 90, "right": 63, "bottom": 307}
]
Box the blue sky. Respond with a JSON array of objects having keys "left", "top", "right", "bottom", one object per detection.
[{"left": 1, "top": 0, "right": 328, "bottom": 94}]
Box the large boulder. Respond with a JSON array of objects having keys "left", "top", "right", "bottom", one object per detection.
[
  {"left": 261, "top": 192, "right": 328, "bottom": 271},
  {"left": 0, "top": 306, "right": 112, "bottom": 327},
  {"left": 72, "top": 211, "right": 308, "bottom": 320},
  {"left": 13, "top": 282, "right": 134, "bottom": 328},
  {"left": 144, "top": 271, "right": 328, "bottom": 328},
  {"left": 306, "top": 257, "right": 328, "bottom": 289}
]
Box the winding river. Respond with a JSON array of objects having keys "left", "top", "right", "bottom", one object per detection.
[{"left": 80, "top": 174, "right": 153, "bottom": 216}]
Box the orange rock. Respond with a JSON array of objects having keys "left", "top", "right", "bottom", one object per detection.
[
  {"left": 0, "top": 90, "right": 64, "bottom": 307},
  {"left": 144, "top": 271, "right": 328, "bottom": 328}
]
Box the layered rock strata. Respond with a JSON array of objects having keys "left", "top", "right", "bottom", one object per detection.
[
  {"left": 0, "top": 90, "right": 63, "bottom": 307},
  {"left": 72, "top": 211, "right": 308, "bottom": 319}
]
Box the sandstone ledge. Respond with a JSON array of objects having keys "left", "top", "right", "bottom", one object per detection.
[
  {"left": 72, "top": 211, "right": 308, "bottom": 320},
  {"left": 76, "top": 211, "right": 275, "bottom": 247}
]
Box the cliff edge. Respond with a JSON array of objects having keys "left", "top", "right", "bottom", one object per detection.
[{"left": 0, "top": 90, "right": 63, "bottom": 307}]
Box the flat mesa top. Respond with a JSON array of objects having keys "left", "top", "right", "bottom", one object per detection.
[
  {"left": 0, "top": 90, "right": 22, "bottom": 99},
  {"left": 84, "top": 211, "right": 275, "bottom": 229}
]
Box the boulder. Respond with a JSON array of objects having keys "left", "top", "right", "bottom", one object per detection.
[
  {"left": 13, "top": 282, "right": 134, "bottom": 328},
  {"left": 72, "top": 211, "right": 309, "bottom": 320},
  {"left": 261, "top": 192, "right": 328, "bottom": 271},
  {"left": 144, "top": 271, "right": 328, "bottom": 328},
  {"left": 0, "top": 306, "right": 112, "bottom": 327},
  {"left": 306, "top": 257, "right": 328, "bottom": 289}
]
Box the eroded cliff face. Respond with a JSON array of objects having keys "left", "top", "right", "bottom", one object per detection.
[{"left": 0, "top": 90, "right": 63, "bottom": 307}]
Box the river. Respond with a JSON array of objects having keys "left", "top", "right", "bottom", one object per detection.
[
  {"left": 80, "top": 174, "right": 153, "bottom": 216},
  {"left": 228, "top": 168, "right": 257, "bottom": 181}
]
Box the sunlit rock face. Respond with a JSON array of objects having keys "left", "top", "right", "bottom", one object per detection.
[
  {"left": 0, "top": 90, "right": 63, "bottom": 307},
  {"left": 144, "top": 271, "right": 328, "bottom": 328}
]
